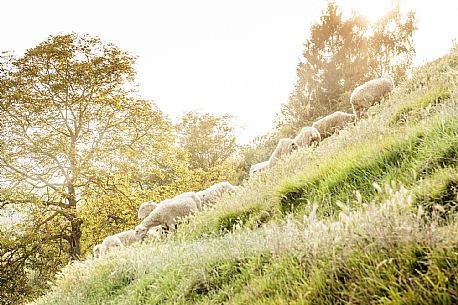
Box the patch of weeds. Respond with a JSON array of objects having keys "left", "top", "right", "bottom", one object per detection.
[
  {"left": 184, "top": 253, "right": 272, "bottom": 303},
  {"left": 228, "top": 244, "right": 458, "bottom": 305},
  {"left": 81, "top": 267, "right": 137, "bottom": 303},
  {"left": 277, "top": 137, "right": 410, "bottom": 215},
  {"left": 216, "top": 206, "right": 261, "bottom": 233},
  {"left": 390, "top": 87, "right": 451, "bottom": 125},
  {"left": 414, "top": 167, "right": 458, "bottom": 216},
  {"left": 418, "top": 141, "right": 458, "bottom": 175}
]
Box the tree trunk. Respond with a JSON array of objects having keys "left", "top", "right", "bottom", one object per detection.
[
  {"left": 69, "top": 217, "right": 83, "bottom": 259},
  {"left": 67, "top": 181, "right": 82, "bottom": 259}
]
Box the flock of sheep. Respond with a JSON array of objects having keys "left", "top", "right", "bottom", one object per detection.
[
  {"left": 92, "top": 74, "right": 394, "bottom": 258},
  {"left": 93, "top": 182, "right": 241, "bottom": 257},
  {"left": 250, "top": 74, "right": 394, "bottom": 175}
]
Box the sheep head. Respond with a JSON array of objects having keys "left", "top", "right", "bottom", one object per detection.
[
  {"left": 138, "top": 201, "right": 158, "bottom": 221},
  {"left": 93, "top": 244, "right": 104, "bottom": 258},
  {"left": 135, "top": 224, "right": 149, "bottom": 240},
  {"left": 289, "top": 140, "right": 299, "bottom": 152}
]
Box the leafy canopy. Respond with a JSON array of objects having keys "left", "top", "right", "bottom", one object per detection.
[{"left": 0, "top": 32, "right": 177, "bottom": 253}]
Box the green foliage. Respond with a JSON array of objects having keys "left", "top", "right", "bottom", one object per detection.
[
  {"left": 176, "top": 111, "right": 238, "bottom": 171},
  {"left": 0, "top": 31, "right": 193, "bottom": 248},
  {"left": 0, "top": 33, "right": 156, "bottom": 257},
  {"left": 175, "top": 111, "right": 241, "bottom": 188},
  {"left": 216, "top": 206, "right": 265, "bottom": 233},
  {"left": 228, "top": 244, "right": 458, "bottom": 305},
  {"left": 185, "top": 254, "right": 273, "bottom": 304},
  {"left": 277, "top": 2, "right": 367, "bottom": 130},
  {"left": 0, "top": 192, "right": 70, "bottom": 304},
  {"left": 0, "top": 33, "right": 201, "bottom": 303},
  {"left": 79, "top": 174, "right": 145, "bottom": 255},
  {"left": 369, "top": 6, "right": 417, "bottom": 80},
  {"left": 29, "top": 185, "right": 458, "bottom": 305}
]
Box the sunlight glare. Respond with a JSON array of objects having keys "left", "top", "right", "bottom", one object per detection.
[{"left": 344, "top": 0, "right": 395, "bottom": 23}]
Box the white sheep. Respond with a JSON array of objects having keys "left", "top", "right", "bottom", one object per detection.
[
  {"left": 350, "top": 74, "right": 394, "bottom": 118},
  {"left": 99, "top": 235, "right": 124, "bottom": 256},
  {"left": 98, "top": 229, "right": 142, "bottom": 256},
  {"left": 92, "top": 238, "right": 120, "bottom": 258},
  {"left": 138, "top": 200, "right": 158, "bottom": 221},
  {"left": 249, "top": 160, "right": 270, "bottom": 175},
  {"left": 112, "top": 229, "right": 141, "bottom": 246},
  {"left": 196, "top": 181, "right": 240, "bottom": 208},
  {"left": 293, "top": 126, "right": 321, "bottom": 148},
  {"left": 92, "top": 244, "right": 103, "bottom": 258},
  {"left": 312, "top": 111, "right": 355, "bottom": 139},
  {"left": 146, "top": 225, "right": 166, "bottom": 241},
  {"left": 268, "top": 138, "right": 298, "bottom": 167},
  {"left": 135, "top": 192, "right": 201, "bottom": 240},
  {"left": 176, "top": 191, "right": 202, "bottom": 211}
]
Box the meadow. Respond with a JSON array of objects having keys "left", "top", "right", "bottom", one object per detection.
[{"left": 30, "top": 47, "right": 458, "bottom": 305}]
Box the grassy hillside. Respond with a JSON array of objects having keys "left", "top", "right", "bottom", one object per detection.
[{"left": 30, "top": 48, "right": 458, "bottom": 305}]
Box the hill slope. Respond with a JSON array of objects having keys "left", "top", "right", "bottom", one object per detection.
[{"left": 30, "top": 48, "right": 458, "bottom": 305}]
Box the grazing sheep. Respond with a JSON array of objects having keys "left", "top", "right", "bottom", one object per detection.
[
  {"left": 99, "top": 235, "right": 124, "bottom": 255},
  {"left": 350, "top": 74, "right": 394, "bottom": 118},
  {"left": 196, "top": 181, "right": 240, "bottom": 208},
  {"left": 135, "top": 192, "right": 201, "bottom": 240},
  {"left": 268, "top": 138, "right": 298, "bottom": 167},
  {"left": 312, "top": 111, "right": 355, "bottom": 139},
  {"left": 99, "top": 229, "right": 142, "bottom": 256},
  {"left": 293, "top": 126, "right": 321, "bottom": 148},
  {"left": 249, "top": 160, "right": 270, "bottom": 175},
  {"left": 146, "top": 225, "right": 166, "bottom": 241},
  {"left": 176, "top": 191, "right": 202, "bottom": 211},
  {"left": 138, "top": 200, "right": 158, "bottom": 221},
  {"left": 92, "top": 244, "right": 103, "bottom": 258},
  {"left": 112, "top": 229, "right": 141, "bottom": 246}
]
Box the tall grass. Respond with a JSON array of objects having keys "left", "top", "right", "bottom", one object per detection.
[
  {"left": 277, "top": 113, "right": 458, "bottom": 216},
  {"left": 390, "top": 86, "right": 451, "bottom": 124},
  {"left": 31, "top": 185, "right": 458, "bottom": 305}
]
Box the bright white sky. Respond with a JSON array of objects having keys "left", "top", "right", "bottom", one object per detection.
[{"left": 2, "top": 0, "right": 457, "bottom": 143}]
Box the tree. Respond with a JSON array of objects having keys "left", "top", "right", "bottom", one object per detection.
[
  {"left": 277, "top": 3, "right": 370, "bottom": 131},
  {"left": 369, "top": 4, "right": 417, "bottom": 81},
  {"left": 0, "top": 190, "right": 69, "bottom": 304},
  {"left": 277, "top": 2, "right": 416, "bottom": 132},
  {"left": 0, "top": 33, "right": 186, "bottom": 259},
  {"left": 175, "top": 111, "right": 240, "bottom": 187}
]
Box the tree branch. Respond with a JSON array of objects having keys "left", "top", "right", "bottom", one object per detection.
[{"left": 0, "top": 157, "right": 66, "bottom": 196}]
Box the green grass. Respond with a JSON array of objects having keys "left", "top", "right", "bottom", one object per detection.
[
  {"left": 227, "top": 243, "right": 458, "bottom": 305},
  {"left": 32, "top": 186, "right": 458, "bottom": 305},
  {"left": 414, "top": 167, "right": 458, "bottom": 215},
  {"left": 30, "top": 48, "right": 458, "bottom": 305},
  {"left": 216, "top": 206, "right": 262, "bottom": 232},
  {"left": 277, "top": 115, "right": 458, "bottom": 216},
  {"left": 390, "top": 86, "right": 451, "bottom": 125}
]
